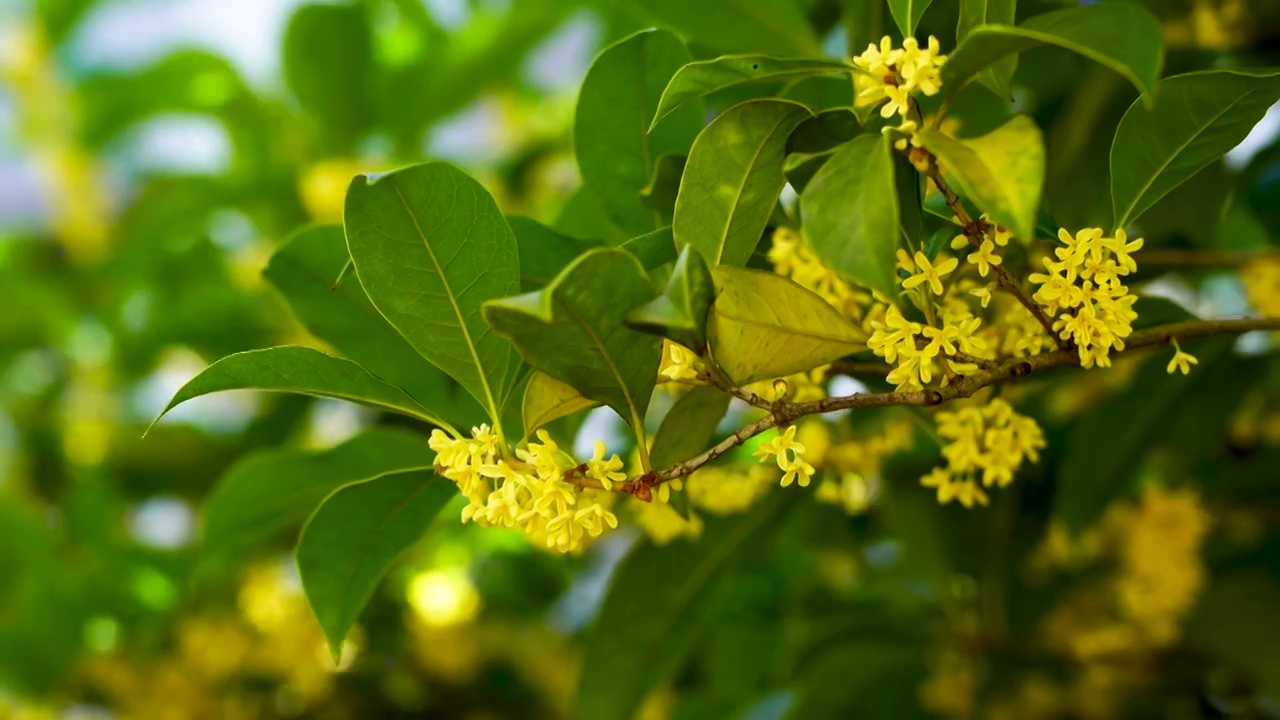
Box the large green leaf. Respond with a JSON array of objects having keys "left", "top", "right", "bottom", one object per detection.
[
  {"left": 483, "top": 248, "right": 663, "bottom": 432},
  {"left": 263, "top": 225, "right": 480, "bottom": 424},
  {"left": 708, "top": 266, "right": 866, "bottom": 385},
  {"left": 575, "top": 29, "right": 704, "bottom": 236},
  {"left": 673, "top": 100, "right": 811, "bottom": 267},
  {"left": 940, "top": 3, "right": 1163, "bottom": 107},
  {"left": 652, "top": 57, "right": 853, "bottom": 129},
  {"left": 507, "top": 215, "right": 600, "bottom": 292},
  {"left": 651, "top": 386, "right": 731, "bottom": 470},
  {"left": 202, "top": 428, "right": 433, "bottom": 555},
  {"left": 916, "top": 115, "right": 1044, "bottom": 243},
  {"left": 344, "top": 162, "right": 522, "bottom": 428},
  {"left": 629, "top": 0, "right": 822, "bottom": 57},
  {"left": 298, "top": 470, "right": 455, "bottom": 657},
  {"left": 627, "top": 245, "right": 716, "bottom": 351},
  {"left": 1110, "top": 69, "right": 1280, "bottom": 230},
  {"left": 577, "top": 493, "right": 792, "bottom": 720},
  {"left": 151, "top": 346, "right": 452, "bottom": 431},
  {"left": 282, "top": 3, "right": 374, "bottom": 149},
  {"left": 640, "top": 153, "right": 688, "bottom": 223},
  {"left": 675, "top": 99, "right": 803, "bottom": 267},
  {"left": 887, "top": 0, "right": 934, "bottom": 38},
  {"left": 957, "top": 0, "right": 1017, "bottom": 98},
  {"left": 522, "top": 371, "right": 598, "bottom": 437},
  {"left": 799, "top": 134, "right": 899, "bottom": 297}
]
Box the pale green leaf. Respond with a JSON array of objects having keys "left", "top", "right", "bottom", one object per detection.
[
  {"left": 344, "top": 162, "right": 522, "bottom": 427},
  {"left": 1111, "top": 69, "right": 1280, "bottom": 230},
  {"left": 523, "top": 371, "right": 598, "bottom": 437},
  {"left": 675, "top": 99, "right": 812, "bottom": 267},
  {"left": 151, "top": 346, "right": 452, "bottom": 432},
  {"left": 708, "top": 266, "right": 866, "bottom": 385},
  {"left": 916, "top": 114, "right": 1044, "bottom": 243},
  {"left": 799, "top": 134, "right": 899, "bottom": 297},
  {"left": 483, "top": 248, "right": 663, "bottom": 431},
  {"left": 941, "top": 3, "right": 1163, "bottom": 106},
  {"left": 298, "top": 470, "right": 455, "bottom": 658},
  {"left": 575, "top": 29, "right": 704, "bottom": 235},
  {"left": 652, "top": 56, "right": 853, "bottom": 129},
  {"left": 202, "top": 428, "right": 433, "bottom": 555}
]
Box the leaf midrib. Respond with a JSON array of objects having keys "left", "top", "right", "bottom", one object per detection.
[
  {"left": 1114, "top": 88, "right": 1262, "bottom": 228},
  {"left": 559, "top": 298, "right": 642, "bottom": 425},
  {"left": 709, "top": 110, "right": 800, "bottom": 265},
  {"left": 386, "top": 177, "right": 501, "bottom": 422},
  {"left": 716, "top": 304, "right": 863, "bottom": 344}
]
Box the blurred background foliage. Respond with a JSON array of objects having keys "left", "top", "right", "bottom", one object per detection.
[{"left": 1, "top": 0, "right": 1280, "bottom": 718}]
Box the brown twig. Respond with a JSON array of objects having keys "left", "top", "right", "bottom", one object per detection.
[
  {"left": 584, "top": 317, "right": 1280, "bottom": 499},
  {"left": 921, "top": 159, "right": 1062, "bottom": 346}
]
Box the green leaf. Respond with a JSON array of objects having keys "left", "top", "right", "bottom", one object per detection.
[
  {"left": 651, "top": 386, "right": 731, "bottom": 470},
  {"left": 522, "top": 371, "right": 599, "bottom": 437},
  {"left": 555, "top": 186, "right": 628, "bottom": 245},
  {"left": 483, "top": 248, "right": 663, "bottom": 432},
  {"left": 916, "top": 114, "right": 1044, "bottom": 243},
  {"left": 787, "top": 108, "right": 861, "bottom": 155},
  {"left": 627, "top": 245, "right": 716, "bottom": 351},
  {"left": 640, "top": 153, "right": 688, "bottom": 223},
  {"left": 202, "top": 428, "right": 434, "bottom": 555},
  {"left": 652, "top": 56, "right": 854, "bottom": 129},
  {"left": 887, "top": 0, "right": 934, "bottom": 38},
  {"left": 708, "top": 266, "right": 866, "bottom": 385},
  {"left": 675, "top": 99, "right": 813, "bottom": 267},
  {"left": 575, "top": 29, "right": 704, "bottom": 236},
  {"left": 620, "top": 226, "right": 680, "bottom": 270},
  {"left": 507, "top": 215, "right": 600, "bottom": 292},
  {"left": 783, "top": 151, "right": 832, "bottom": 194},
  {"left": 344, "top": 162, "right": 522, "bottom": 429},
  {"left": 957, "top": 0, "right": 1018, "bottom": 99},
  {"left": 941, "top": 3, "right": 1163, "bottom": 107},
  {"left": 629, "top": 0, "right": 822, "bottom": 57},
  {"left": 577, "top": 493, "right": 792, "bottom": 720},
  {"left": 151, "top": 346, "right": 452, "bottom": 432},
  {"left": 895, "top": 155, "right": 925, "bottom": 250},
  {"left": 799, "top": 134, "right": 899, "bottom": 297},
  {"left": 297, "top": 470, "right": 455, "bottom": 658},
  {"left": 282, "top": 3, "right": 374, "bottom": 149},
  {"left": 263, "top": 225, "right": 481, "bottom": 424},
  {"left": 1110, "top": 69, "right": 1280, "bottom": 230},
  {"left": 1186, "top": 572, "right": 1280, "bottom": 696}
]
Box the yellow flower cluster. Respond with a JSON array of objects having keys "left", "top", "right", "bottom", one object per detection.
[
  {"left": 630, "top": 497, "right": 703, "bottom": 545},
  {"left": 768, "top": 227, "right": 874, "bottom": 321},
  {"left": 754, "top": 425, "right": 815, "bottom": 487},
  {"left": 686, "top": 464, "right": 776, "bottom": 514},
  {"left": 816, "top": 420, "right": 915, "bottom": 514},
  {"left": 920, "top": 399, "right": 1045, "bottom": 507},
  {"left": 1115, "top": 484, "right": 1209, "bottom": 644},
  {"left": 867, "top": 302, "right": 987, "bottom": 391},
  {"left": 429, "top": 426, "right": 619, "bottom": 553},
  {"left": 1040, "top": 484, "right": 1210, "bottom": 661},
  {"left": 1241, "top": 255, "right": 1280, "bottom": 318},
  {"left": 1030, "top": 228, "right": 1143, "bottom": 368},
  {"left": 852, "top": 36, "right": 947, "bottom": 120}
]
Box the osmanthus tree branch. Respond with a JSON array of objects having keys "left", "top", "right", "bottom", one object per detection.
[
  {"left": 920, "top": 156, "right": 1062, "bottom": 345},
  {"left": 588, "top": 316, "right": 1280, "bottom": 499}
]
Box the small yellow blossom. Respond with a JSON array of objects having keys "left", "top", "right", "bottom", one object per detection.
[
  {"left": 919, "top": 399, "right": 1045, "bottom": 507},
  {"left": 1166, "top": 339, "right": 1198, "bottom": 375},
  {"left": 965, "top": 239, "right": 1002, "bottom": 277},
  {"left": 659, "top": 340, "right": 703, "bottom": 382},
  {"left": 902, "top": 251, "right": 959, "bottom": 295},
  {"left": 754, "top": 425, "right": 815, "bottom": 487}
]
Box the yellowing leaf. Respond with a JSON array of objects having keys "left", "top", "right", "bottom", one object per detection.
[
  {"left": 916, "top": 115, "right": 1044, "bottom": 243},
  {"left": 523, "top": 371, "right": 598, "bottom": 436},
  {"left": 707, "top": 266, "right": 866, "bottom": 385}
]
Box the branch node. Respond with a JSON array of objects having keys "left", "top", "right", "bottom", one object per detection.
[
  {"left": 926, "top": 390, "right": 944, "bottom": 406},
  {"left": 1012, "top": 362, "right": 1032, "bottom": 377}
]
